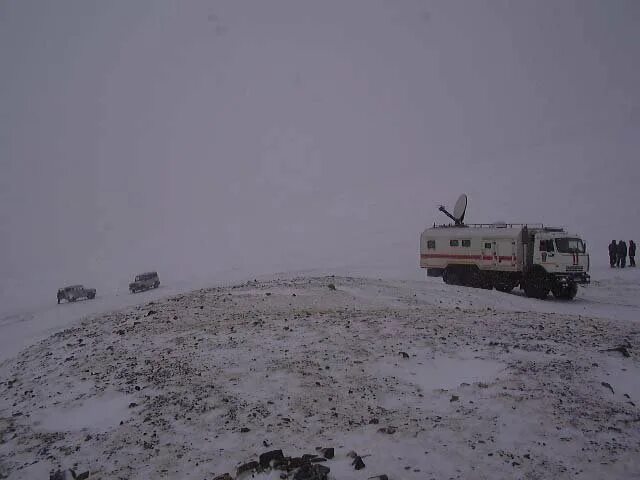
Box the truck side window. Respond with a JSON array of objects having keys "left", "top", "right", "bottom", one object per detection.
[
  {"left": 462, "top": 239, "right": 471, "bottom": 247},
  {"left": 427, "top": 240, "right": 436, "bottom": 249},
  {"left": 450, "top": 240, "right": 459, "bottom": 247},
  {"left": 539, "top": 240, "right": 554, "bottom": 252},
  {"left": 484, "top": 242, "right": 492, "bottom": 249}
]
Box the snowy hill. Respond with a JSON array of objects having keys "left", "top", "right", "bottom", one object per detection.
[{"left": 1, "top": 270, "right": 639, "bottom": 479}]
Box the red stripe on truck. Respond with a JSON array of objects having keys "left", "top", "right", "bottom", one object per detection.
[
  {"left": 421, "top": 254, "right": 482, "bottom": 260},
  {"left": 421, "top": 254, "right": 514, "bottom": 261}
]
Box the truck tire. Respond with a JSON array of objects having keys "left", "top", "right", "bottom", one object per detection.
[
  {"left": 552, "top": 283, "right": 578, "bottom": 300},
  {"left": 524, "top": 282, "right": 548, "bottom": 299},
  {"left": 443, "top": 268, "right": 460, "bottom": 286},
  {"left": 495, "top": 284, "right": 514, "bottom": 293},
  {"left": 88, "top": 292, "right": 95, "bottom": 299}
]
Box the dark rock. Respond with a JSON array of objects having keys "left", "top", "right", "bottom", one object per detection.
[
  {"left": 450, "top": 395, "right": 459, "bottom": 402},
  {"left": 240, "top": 427, "right": 251, "bottom": 433},
  {"left": 319, "top": 447, "right": 334, "bottom": 459},
  {"left": 128, "top": 402, "right": 138, "bottom": 408},
  {"left": 49, "top": 471, "right": 75, "bottom": 480},
  {"left": 260, "top": 449, "right": 285, "bottom": 468},
  {"left": 399, "top": 351, "right": 409, "bottom": 359},
  {"left": 369, "top": 418, "right": 379, "bottom": 424},
  {"left": 352, "top": 456, "right": 366, "bottom": 470},
  {"left": 294, "top": 464, "right": 330, "bottom": 480},
  {"left": 601, "top": 382, "right": 615, "bottom": 394},
  {"left": 236, "top": 461, "right": 260, "bottom": 476},
  {"left": 213, "top": 474, "right": 233, "bottom": 480},
  {"left": 377, "top": 426, "right": 396, "bottom": 434},
  {"left": 146, "top": 310, "right": 157, "bottom": 316},
  {"left": 603, "top": 345, "right": 631, "bottom": 357},
  {"left": 327, "top": 284, "right": 336, "bottom": 291},
  {"left": 302, "top": 454, "right": 318, "bottom": 461},
  {"left": 289, "top": 457, "right": 311, "bottom": 469},
  {"left": 76, "top": 473, "right": 90, "bottom": 480}
]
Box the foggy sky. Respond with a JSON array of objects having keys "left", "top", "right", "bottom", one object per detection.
[{"left": 1, "top": 0, "right": 639, "bottom": 312}]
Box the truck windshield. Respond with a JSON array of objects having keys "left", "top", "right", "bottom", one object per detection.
[{"left": 555, "top": 238, "right": 585, "bottom": 254}]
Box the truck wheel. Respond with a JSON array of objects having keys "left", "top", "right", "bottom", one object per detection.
[
  {"left": 553, "top": 284, "right": 577, "bottom": 300},
  {"left": 524, "top": 283, "right": 547, "bottom": 299},
  {"left": 88, "top": 293, "right": 95, "bottom": 299},
  {"left": 566, "top": 284, "right": 578, "bottom": 299},
  {"left": 443, "top": 269, "right": 460, "bottom": 286},
  {"left": 495, "top": 284, "right": 513, "bottom": 293}
]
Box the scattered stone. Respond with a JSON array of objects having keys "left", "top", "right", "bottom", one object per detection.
[
  {"left": 294, "top": 463, "right": 330, "bottom": 480},
  {"left": 240, "top": 427, "right": 251, "bottom": 433},
  {"left": 399, "top": 351, "right": 409, "bottom": 359},
  {"left": 377, "top": 426, "right": 396, "bottom": 434},
  {"left": 49, "top": 470, "right": 75, "bottom": 480},
  {"left": 369, "top": 418, "right": 379, "bottom": 424},
  {"left": 450, "top": 395, "right": 459, "bottom": 402},
  {"left": 260, "top": 450, "right": 285, "bottom": 468},
  {"left": 236, "top": 461, "right": 260, "bottom": 476},
  {"left": 601, "top": 345, "right": 631, "bottom": 357},
  {"left": 213, "top": 474, "right": 232, "bottom": 480},
  {"left": 318, "top": 447, "right": 334, "bottom": 459},
  {"left": 601, "top": 382, "right": 615, "bottom": 394},
  {"left": 76, "top": 473, "right": 90, "bottom": 480},
  {"left": 327, "top": 284, "right": 336, "bottom": 291},
  {"left": 146, "top": 310, "right": 157, "bottom": 316},
  {"left": 353, "top": 456, "right": 366, "bottom": 470},
  {"left": 128, "top": 402, "right": 138, "bottom": 408}
]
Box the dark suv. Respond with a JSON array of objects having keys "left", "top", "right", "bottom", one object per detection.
[
  {"left": 57, "top": 285, "right": 96, "bottom": 304},
  {"left": 129, "top": 272, "right": 160, "bottom": 293}
]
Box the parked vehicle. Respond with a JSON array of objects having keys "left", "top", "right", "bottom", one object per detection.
[
  {"left": 420, "top": 195, "right": 590, "bottom": 300},
  {"left": 129, "top": 272, "right": 160, "bottom": 293},
  {"left": 57, "top": 285, "right": 96, "bottom": 303}
]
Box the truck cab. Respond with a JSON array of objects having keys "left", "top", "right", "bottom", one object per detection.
[{"left": 527, "top": 231, "right": 590, "bottom": 298}]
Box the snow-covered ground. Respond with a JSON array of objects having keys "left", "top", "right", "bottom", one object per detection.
[{"left": 1, "top": 266, "right": 639, "bottom": 479}]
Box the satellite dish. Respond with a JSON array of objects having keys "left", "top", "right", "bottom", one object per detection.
[
  {"left": 453, "top": 194, "right": 467, "bottom": 223},
  {"left": 437, "top": 193, "right": 468, "bottom": 225}
]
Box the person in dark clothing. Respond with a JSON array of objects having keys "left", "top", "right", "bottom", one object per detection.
[
  {"left": 617, "top": 240, "right": 627, "bottom": 268},
  {"left": 609, "top": 240, "right": 618, "bottom": 267},
  {"left": 629, "top": 240, "right": 636, "bottom": 267}
]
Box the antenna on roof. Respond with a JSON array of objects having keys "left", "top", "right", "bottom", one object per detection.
[{"left": 438, "top": 194, "right": 467, "bottom": 226}]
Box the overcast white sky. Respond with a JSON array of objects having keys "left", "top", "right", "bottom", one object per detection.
[{"left": 1, "top": 0, "right": 639, "bottom": 311}]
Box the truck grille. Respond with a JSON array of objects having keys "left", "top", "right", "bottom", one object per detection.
[{"left": 566, "top": 266, "right": 584, "bottom": 272}]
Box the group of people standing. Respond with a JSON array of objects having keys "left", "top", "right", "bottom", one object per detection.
[{"left": 609, "top": 240, "right": 636, "bottom": 268}]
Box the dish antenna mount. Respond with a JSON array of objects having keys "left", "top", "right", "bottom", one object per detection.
[{"left": 438, "top": 194, "right": 467, "bottom": 226}]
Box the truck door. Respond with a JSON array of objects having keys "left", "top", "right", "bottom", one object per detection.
[
  {"left": 481, "top": 240, "right": 495, "bottom": 268},
  {"left": 496, "top": 239, "right": 517, "bottom": 268}
]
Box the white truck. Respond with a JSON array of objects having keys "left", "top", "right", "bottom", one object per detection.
[{"left": 419, "top": 195, "right": 590, "bottom": 300}]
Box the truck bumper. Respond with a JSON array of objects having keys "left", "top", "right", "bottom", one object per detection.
[{"left": 554, "top": 273, "right": 590, "bottom": 285}]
